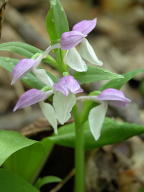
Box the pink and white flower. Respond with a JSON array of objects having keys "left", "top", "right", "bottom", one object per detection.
[
  {"left": 78, "top": 88, "right": 131, "bottom": 140},
  {"left": 11, "top": 44, "right": 60, "bottom": 85},
  {"left": 13, "top": 75, "right": 83, "bottom": 134},
  {"left": 61, "top": 18, "right": 103, "bottom": 72}
]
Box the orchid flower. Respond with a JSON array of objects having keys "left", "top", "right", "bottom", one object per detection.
[
  {"left": 60, "top": 18, "right": 103, "bottom": 72},
  {"left": 78, "top": 88, "right": 131, "bottom": 140},
  {"left": 13, "top": 75, "right": 83, "bottom": 134},
  {"left": 11, "top": 44, "right": 60, "bottom": 85}
]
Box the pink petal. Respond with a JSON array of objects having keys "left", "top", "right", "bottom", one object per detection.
[
  {"left": 53, "top": 75, "right": 83, "bottom": 96},
  {"left": 72, "top": 18, "right": 97, "bottom": 35},
  {"left": 96, "top": 88, "right": 131, "bottom": 107},
  {"left": 13, "top": 89, "right": 49, "bottom": 111},
  {"left": 65, "top": 75, "right": 83, "bottom": 94},
  {"left": 61, "top": 31, "right": 86, "bottom": 50},
  {"left": 11, "top": 59, "right": 36, "bottom": 85},
  {"left": 53, "top": 82, "right": 69, "bottom": 96}
]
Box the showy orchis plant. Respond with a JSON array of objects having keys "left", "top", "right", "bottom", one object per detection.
[
  {"left": 2, "top": 0, "right": 143, "bottom": 192},
  {"left": 11, "top": 15, "right": 131, "bottom": 138},
  {"left": 10, "top": 17, "right": 131, "bottom": 192}
]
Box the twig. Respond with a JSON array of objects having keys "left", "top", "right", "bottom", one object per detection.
[
  {"left": 21, "top": 117, "right": 51, "bottom": 136},
  {"left": 49, "top": 169, "right": 75, "bottom": 192}
]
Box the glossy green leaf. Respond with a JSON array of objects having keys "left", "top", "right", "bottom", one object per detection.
[
  {"left": 0, "top": 42, "right": 56, "bottom": 67},
  {"left": 46, "top": 118, "right": 144, "bottom": 149},
  {"left": 100, "top": 69, "right": 144, "bottom": 90},
  {"left": 0, "top": 169, "right": 39, "bottom": 192},
  {"left": 0, "top": 41, "right": 42, "bottom": 58},
  {"left": 35, "top": 176, "right": 62, "bottom": 189},
  {"left": 0, "top": 130, "right": 37, "bottom": 166},
  {"left": 74, "top": 66, "right": 124, "bottom": 84},
  {"left": 46, "top": 0, "right": 69, "bottom": 43},
  {"left": 4, "top": 140, "right": 53, "bottom": 183}
]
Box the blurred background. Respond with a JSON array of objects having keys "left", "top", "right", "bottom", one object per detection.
[{"left": 1, "top": 0, "right": 144, "bottom": 191}]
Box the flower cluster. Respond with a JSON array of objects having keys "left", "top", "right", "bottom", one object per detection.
[{"left": 11, "top": 19, "right": 131, "bottom": 140}]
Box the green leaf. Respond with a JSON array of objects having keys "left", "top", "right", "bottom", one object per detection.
[
  {"left": 74, "top": 66, "right": 124, "bottom": 84},
  {"left": 0, "top": 130, "right": 37, "bottom": 166},
  {"left": 4, "top": 140, "right": 53, "bottom": 183},
  {"left": 100, "top": 69, "right": 144, "bottom": 90},
  {"left": 0, "top": 169, "right": 39, "bottom": 192},
  {"left": 35, "top": 176, "right": 62, "bottom": 189},
  {"left": 45, "top": 118, "right": 144, "bottom": 149},
  {"left": 0, "top": 41, "right": 42, "bottom": 58},
  {"left": 139, "top": 188, "right": 144, "bottom": 192},
  {"left": 0, "top": 42, "right": 57, "bottom": 68},
  {"left": 46, "top": 0, "right": 69, "bottom": 43}
]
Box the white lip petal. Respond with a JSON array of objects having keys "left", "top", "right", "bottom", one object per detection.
[
  {"left": 79, "top": 38, "right": 103, "bottom": 66},
  {"left": 53, "top": 92, "right": 76, "bottom": 124},
  {"left": 39, "top": 102, "right": 57, "bottom": 134},
  {"left": 88, "top": 102, "right": 107, "bottom": 140},
  {"left": 64, "top": 48, "right": 87, "bottom": 72},
  {"left": 33, "top": 68, "right": 54, "bottom": 88}
]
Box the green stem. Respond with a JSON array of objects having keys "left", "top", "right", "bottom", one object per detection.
[
  {"left": 55, "top": 49, "right": 68, "bottom": 74},
  {"left": 73, "top": 106, "right": 85, "bottom": 192},
  {"left": 43, "top": 56, "right": 58, "bottom": 69}
]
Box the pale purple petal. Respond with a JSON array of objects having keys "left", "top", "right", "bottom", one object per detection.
[
  {"left": 65, "top": 75, "right": 83, "bottom": 94},
  {"left": 13, "top": 89, "right": 50, "bottom": 111},
  {"left": 53, "top": 82, "right": 69, "bottom": 96},
  {"left": 53, "top": 75, "right": 83, "bottom": 96},
  {"left": 72, "top": 18, "right": 97, "bottom": 35},
  {"left": 96, "top": 88, "right": 131, "bottom": 107},
  {"left": 11, "top": 59, "right": 36, "bottom": 85},
  {"left": 61, "top": 31, "right": 86, "bottom": 50}
]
